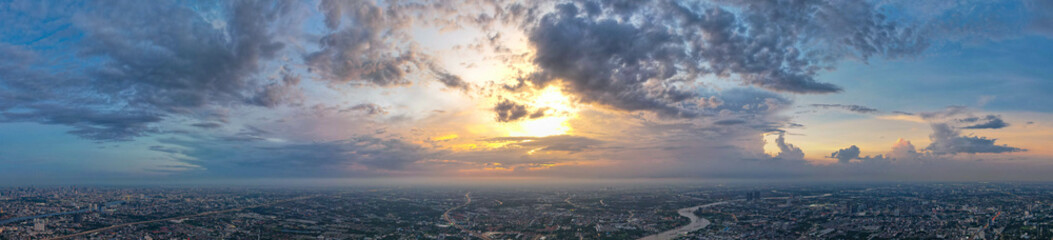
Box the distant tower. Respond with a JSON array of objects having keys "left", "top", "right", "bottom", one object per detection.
[
  {"left": 33, "top": 218, "right": 46, "bottom": 232},
  {"left": 745, "top": 191, "right": 762, "bottom": 201}
]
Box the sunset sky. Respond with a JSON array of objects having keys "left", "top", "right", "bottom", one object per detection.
[{"left": 2, "top": 0, "right": 1052, "bottom": 184}]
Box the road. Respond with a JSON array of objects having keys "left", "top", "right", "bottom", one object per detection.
[
  {"left": 46, "top": 195, "right": 318, "bottom": 240},
  {"left": 442, "top": 192, "right": 492, "bottom": 240},
  {"left": 1, "top": 201, "right": 124, "bottom": 226},
  {"left": 563, "top": 196, "right": 588, "bottom": 210}
]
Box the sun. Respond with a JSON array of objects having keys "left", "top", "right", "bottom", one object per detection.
[
  {"left": 514, "top": 116, "right": 571, "bottom": 137},
  {"left": 506, "top": 86, "right": 577, "bottom": 137}
]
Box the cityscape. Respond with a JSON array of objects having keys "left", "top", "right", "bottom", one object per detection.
[
  {"left": 3, "top": 0, "right": 1053, "bottom": 239},
  {"left": 2, "top": 183, "right": 1052, "bottom": 239}
]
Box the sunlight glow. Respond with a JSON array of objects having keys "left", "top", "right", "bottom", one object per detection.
[{"left": 506, "top": 86, "right": 578, "bottom": 137}]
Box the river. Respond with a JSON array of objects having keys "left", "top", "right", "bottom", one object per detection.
[{"left": 638, "top": 201, "right": 728, "bottom": 240}]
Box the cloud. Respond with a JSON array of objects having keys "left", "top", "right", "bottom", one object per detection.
[
  {"left": 493, "top": 99, "right": 546, "bottom": 122},
  {"left": 0, "top": 0, "right": 302, "bottom": 141},
  {"left": 1025, "top": 0, "right": 1053, "bottom": 37},
  {"left": 80, "top": 0, "right": 292, "bottom": 111},
  {"left": 958, "top": 115, "right": 1009, "bottom": 129},
  {"left": 0, "top": 0, "right": 1045, "bottom": 182},
  {"left": 429, "top": 62, "right": 471, "bottom": 91},
  {"left": 830, "top": 145, "right": 862, "bottom": 163},
  {"left": 493, "top": 99, "right": 529, "bottom": 122},
  {"left": 889, "top": 138, "right": 921, "bottom": 160},
  {"left": 1, "top": 0, "right": 472, "bottom": 142},
  {"left": 148, "top": 145, "right": 183, "bottom": 154},
  {"left": 1, "top": 105, "right": 162, "bottom": 141},
  {"left": 305, "top": 0, "right": 410, "bottom": 86},
  {"left": 481, "top": 135, "right": 603, "bottom": 153},
  {"left": 219, "top": 125, "right": 272, "bottom": 142},
  {"left": 305, "top": 0, "right": 469, "bottom": 90},
  {"left": 810, "top": 104, "right": 879, "bottom": 114},
  {"left": 702, "top": 87, "right": 792, "bottom": 120},
  {"left": 916, "top": 107, "right": 1011, "bottom": 130},
  {"left": 190, "top": 122, "right": 223, "bottom": 129},
  {"left": 158, "top": 135, "right": 438, "bottom": 177},
  {"left": 713, "top": 119, "right": 747, "bottom": 125},
  {"left": 250, "top": 74, "right": 303, "bottom": 108},
  {"left": 885, "top": 107, "right": 1023, "bottom": 156},
  {"left": 343, "top": 103, "right": 388, "bottom": 116},
  {"left": 925, "top": 123, "right": 1024, "bottom": 154},
  {"left": 511, "top": 0, "right": 927, "bottom": 118},
  {"left": 919, "top": 106, "right": 969, "bottom": 120},
  {"left": 526, "top": 3, "right": 697, "bottom": 117},
  {"left": 774, "top": 132, "right": 804, "bottom": 160}
]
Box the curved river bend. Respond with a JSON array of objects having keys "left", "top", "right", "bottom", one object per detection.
[{"left": 638, "top": 201, "right": 728, "bottom": 240}]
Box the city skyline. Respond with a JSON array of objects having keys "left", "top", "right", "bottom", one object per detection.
[{"left": 2, "top": 0, "right": 1053, "bottom": 184}]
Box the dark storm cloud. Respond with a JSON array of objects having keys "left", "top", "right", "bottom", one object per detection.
[
  {"left": 959, "top": 115, "right": 1009, "bottom": 129},
  {"left": 830, "top": 145, "right": 862, "bottom": 163},
  {"left": 925, "top": 123, "right": 1024, "bottom": 155},
  {"left": 516, "top": 0, "right": 927, "bottom": 117},
  {"left": 810, "top": 104, "right": 879, "bottom": 114}
]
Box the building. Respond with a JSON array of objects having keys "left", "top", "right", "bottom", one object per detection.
[{"left": 33, "top": 219, "right": 45, "bottom": 232}]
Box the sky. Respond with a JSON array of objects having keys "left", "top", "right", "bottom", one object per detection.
[{"left": 1, "top": 0, "right": 1053, "bottom": 184}]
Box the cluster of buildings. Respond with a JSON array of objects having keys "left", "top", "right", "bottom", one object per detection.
[
  {"left": 685, "top": 183, "right": 1053, "bottom": 239},
  {"left": 2, "top": 183, "right": 1053, "bottom": 239}
]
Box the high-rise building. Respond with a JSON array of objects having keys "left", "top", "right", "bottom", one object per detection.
[
  {"left": 745, "top": 191, "right": 761, "bottom": 201},
  {"left": 33, "top": 219, "right": 46, "bottom": 232}
]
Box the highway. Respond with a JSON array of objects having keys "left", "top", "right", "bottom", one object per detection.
[
  {"left": 563, "top": 196, "right": 588, "bottom": 210},
  {"left": 0, "top": 201, "right": 123, "bottom": 226},
  {"left": 442, "top": 192, "right": 491, "bottom": 240},
  {"left": 46, "top": 195, "right": 318, "bottom": 240}
]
